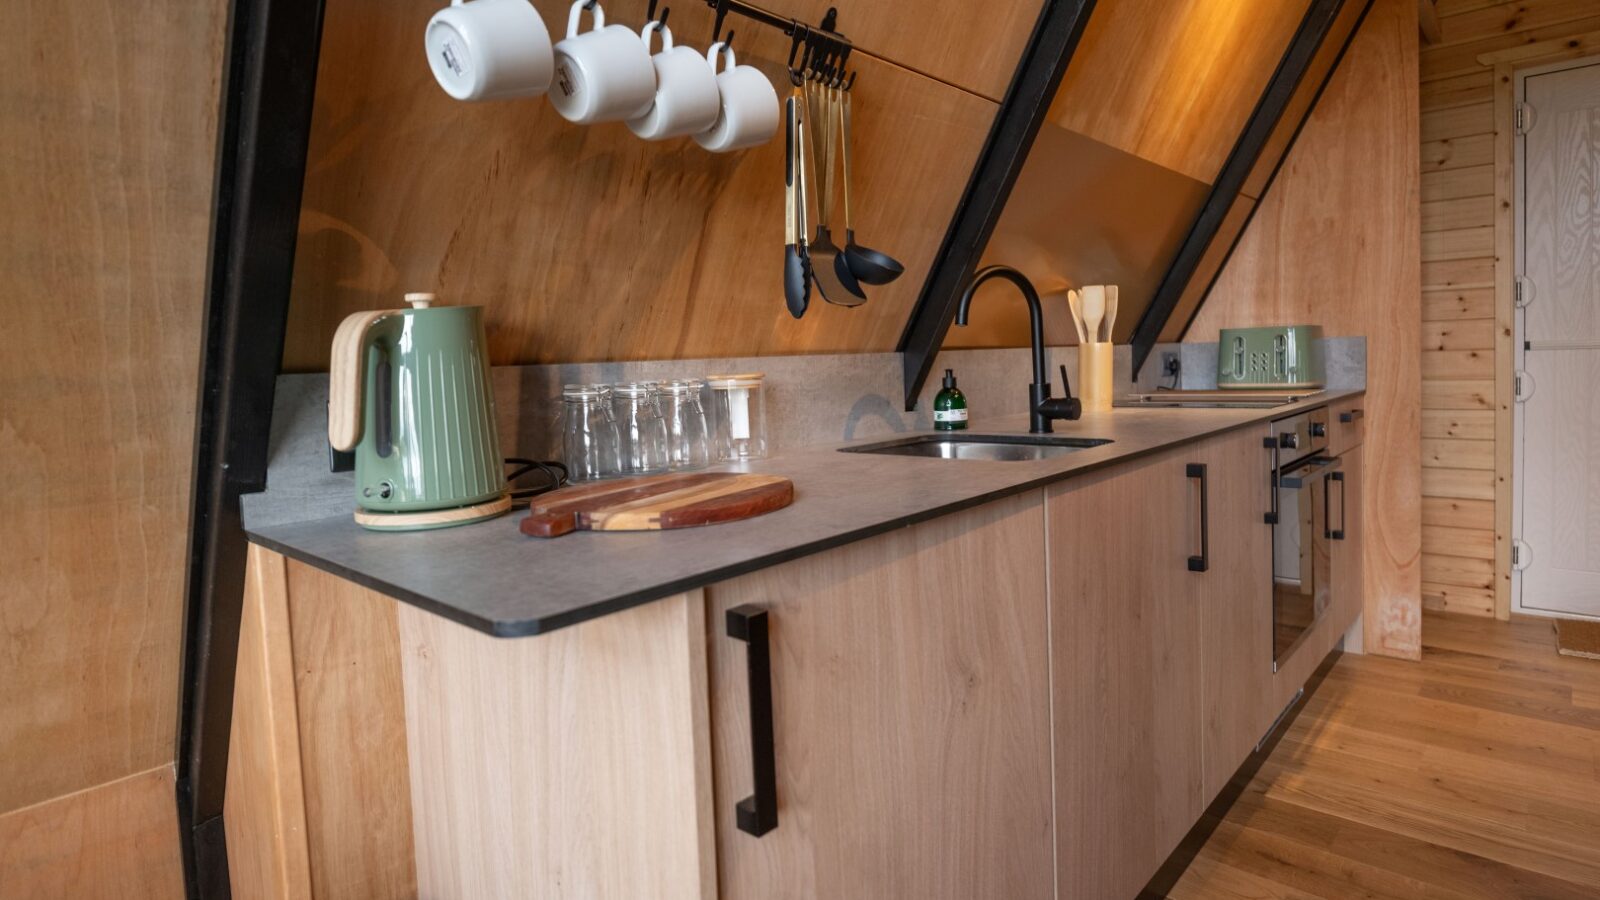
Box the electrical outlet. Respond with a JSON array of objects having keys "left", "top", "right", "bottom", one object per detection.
[{"left": 1161, "top": 352, "right": 1181, "bottom": 378}]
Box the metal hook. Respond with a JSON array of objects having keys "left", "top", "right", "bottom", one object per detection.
[
  {"left": 646, "top": 0, "right": 657, "bottom": 19},
  {"left": 711, "top": 0, "right": 729, "bottom": 47},
  {"left": 787, "top": 24, "right": 808, "bottom": 85},
  {"left": 657, "top": 5, "right": 670, "bottom": 28},
  {"left": 582, "top": 0, "right": 597, "bottom": 9}
]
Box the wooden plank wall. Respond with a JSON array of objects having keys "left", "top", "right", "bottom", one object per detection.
[
  {"left": 1418, "top": 0, "right": 1600, "bottom": 618},
  {"left": 282, "top": 0, "right": 1044, "bottom": 370},
  {"left": 0, "top": 0, "right": 224, "bottom": 891},
  {"left": 1188, "top": 0, "right": 1424, "bottom": 660}
]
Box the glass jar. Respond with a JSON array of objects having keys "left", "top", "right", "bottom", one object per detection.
[
  {"left": 707, "top": 372, "right": 768, "bottom": 461},
  {"left": 561, "top": 385, "right": 621, "bottom": 482},
  {"left": 613, "top": 382, "right": 670, "bottom": 475},
  {"left": 659, "top": 379, "right": 711, "bottom": 470}
]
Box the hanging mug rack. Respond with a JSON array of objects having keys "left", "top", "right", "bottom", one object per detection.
[{"left": 703, "top": 0, "right": 854, "bottom": 78}]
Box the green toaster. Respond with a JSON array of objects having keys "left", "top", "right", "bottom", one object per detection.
[{"left": 1216, "top": 325, "right": 1325, "bottom": 389}]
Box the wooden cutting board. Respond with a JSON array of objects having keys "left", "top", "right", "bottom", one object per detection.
[{"left": 521, "top": 472, "right": 794, "bottom": 538}]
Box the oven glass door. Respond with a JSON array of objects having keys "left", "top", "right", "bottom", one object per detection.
[{"left": 1273, "top": 456, "right": 1335, "bottom": 668}]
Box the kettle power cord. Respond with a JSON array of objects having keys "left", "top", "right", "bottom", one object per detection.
[{"left": 505, "top": 457, "right": 567, "bottom": 506}]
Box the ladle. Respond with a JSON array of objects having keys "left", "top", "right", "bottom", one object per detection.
[{"left": 839, "top": 87, "right": 904, "bottom": 286}]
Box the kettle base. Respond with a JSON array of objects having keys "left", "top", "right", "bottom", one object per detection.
[{"left": 354, "top": 493, "right": 512, "bottom": 532}]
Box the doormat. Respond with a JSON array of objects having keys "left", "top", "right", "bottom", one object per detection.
[{"left": 1555, "top": 618, "right": 1600, "bottom": 660}]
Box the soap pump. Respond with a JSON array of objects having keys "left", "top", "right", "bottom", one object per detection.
[{"left": 933, "top": 369, "right": 969, "bottom": 431}]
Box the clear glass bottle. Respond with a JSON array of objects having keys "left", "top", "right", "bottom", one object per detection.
[
  {"left": 561, "top": 385, "right": 621, "bottom": 482},
  {"left": 613, "top": 382, "right": 670, "bottom": 475},
  {"left": 707, "top": 373, "right": 768, "bottom": 461},
  {"left": 660, "top": 379, "right": 711, "bottom": 470}
]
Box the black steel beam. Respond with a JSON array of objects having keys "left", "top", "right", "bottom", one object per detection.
[
  {"left": 896, "top": 0, "right": 1098, "bottom": 410},
  {"left": 176, "top": 0, "right": 326, "bottom": 894},
  {"left": 1127, "top": 0, "right": 1374, "bottom": 377}
]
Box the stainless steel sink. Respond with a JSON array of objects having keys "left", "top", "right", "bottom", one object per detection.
[{"left": 840, "top": 434, "right": 1113, "bottom": 461}]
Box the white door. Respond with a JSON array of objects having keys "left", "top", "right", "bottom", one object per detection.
[{"left": 1515, "top": 58, "right": 1600, "bottom": 619}]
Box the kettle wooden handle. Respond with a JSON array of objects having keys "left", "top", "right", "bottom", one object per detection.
[{"left": 328, "top": 310, "right": 394, "bottom": 452}]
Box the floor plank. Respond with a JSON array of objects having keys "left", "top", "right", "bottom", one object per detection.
[{"left": 1170, "top": 612, "right": 1600, "bottom": 898}]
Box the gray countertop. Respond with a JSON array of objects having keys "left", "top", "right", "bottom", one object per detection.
[{"left": 247, "top": 390, "right": 1361, "bottom": 637}]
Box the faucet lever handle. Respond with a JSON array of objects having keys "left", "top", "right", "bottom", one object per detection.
[{"left": 1058, "top": 363, "right": 1074, "bottom": 400}]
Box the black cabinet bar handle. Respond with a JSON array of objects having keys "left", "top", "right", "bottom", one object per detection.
[
  {"left": 1263, "top": 437, "right": 1280, "bottom": 524},
  {"left": 1329, "top": 470, "right": 1346, "bottom": 540},
  {"left": 1187, "top": 462, "right": 1209, "bottom": 572},
  {"left": 1339, "top": 408, "right": 1364, "bottom": 424},
  {"left": 726, "top": 605, "right": 778, "bottom": 837}
]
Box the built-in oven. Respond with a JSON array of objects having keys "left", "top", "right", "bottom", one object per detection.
[{"left": 1266, "top": 407, "right": 1339, "bottom": 670}]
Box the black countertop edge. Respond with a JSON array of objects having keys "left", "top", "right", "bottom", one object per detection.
[{"left": 245, "top": 390, "right": 1363, "bottom": 638}]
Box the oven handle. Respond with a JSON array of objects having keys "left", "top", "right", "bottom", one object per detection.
[
  {"left": 1187, "top": 462, "right": 1208, "bottom": 572},
  {"left": 1278, "top": 455, "right": 1339, "bottom": 489},
  {"left": 1263, "top": 437, "right": 1280, "bottom": 524},
  {"left": 1327, "top": 469, "right": 1346, "bottom": 540}
]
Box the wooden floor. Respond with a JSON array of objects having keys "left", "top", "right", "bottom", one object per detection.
[{"left": 1169, "top": 612, "right": 1600, "bottom": 899}]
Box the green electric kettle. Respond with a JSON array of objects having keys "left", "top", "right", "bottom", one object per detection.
[{"left": 328, "top": 292, "right": 508, "bottom": 531}]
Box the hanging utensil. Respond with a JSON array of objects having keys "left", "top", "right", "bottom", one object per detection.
[
  {"left": 1101, "top": 284, "right": 1118, "bottom": 342},
  {"left": 838, "top": 84, "right": 904, "bottom": 286},
  {"left": 794, "top": 82, "right": 815, "bottom": 303},
  {"left": 805, "top": 68, "right": 864, "bottom": 305},
  {"left": 783, "top": 91, "right": 807, "bottom": 319}
]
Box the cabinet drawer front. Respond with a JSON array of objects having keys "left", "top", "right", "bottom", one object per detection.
[{"left": 1328, "top": 397, "right": 1365, "bottom": 455}]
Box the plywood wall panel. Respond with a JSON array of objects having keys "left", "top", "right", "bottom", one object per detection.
[
  {"left": 1048, "top": 0, "right": 1313, "bottom": 184},
  {"left": 1186, "top": 0, "right": 1423, "bottom": 659},
  {"left": 0, "top": 767, "right": 186, "bottom": 898},
  {"left": 284, "top": 0, "right": 1006, "bottom": 370},
  {"left": 0, "top": 0, "right": 224, "bottom": 814}
]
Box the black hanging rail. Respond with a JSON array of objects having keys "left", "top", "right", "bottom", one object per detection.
[{"left": 703, "top": 0, "right": 851, "bottom": 54}]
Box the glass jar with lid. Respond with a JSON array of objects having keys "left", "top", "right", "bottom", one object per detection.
[
  {"left": 659, "top": 379, "right": 711, "bottom": 470},
  {"left": 560, "top": 385, "right": 621, "bottom": 482},
  {"left": 707, "top": 372, "right": 767, "bottom": 461},
  {"left": 613, "top": 382, "right": 670, "bottom": 475}
]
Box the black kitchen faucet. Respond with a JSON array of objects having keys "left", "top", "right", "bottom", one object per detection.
[{"left": 954, "top": 265, "right": 1082, "bottom": 434}]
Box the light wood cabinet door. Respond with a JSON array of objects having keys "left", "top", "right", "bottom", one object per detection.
[
  {"left": 1197, "top": 425, "right": 1277, "bottom": 803},
  {"left": 705, "top": 492, "right": 1055, "bottom": 900},
  {"left": 1047, "top": 446, "right": 1206, "bottom": 900}
]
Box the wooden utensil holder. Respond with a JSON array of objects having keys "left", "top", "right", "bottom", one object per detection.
[{"left": 1078, "top": 342, "right": 1114, "bottom": 413}]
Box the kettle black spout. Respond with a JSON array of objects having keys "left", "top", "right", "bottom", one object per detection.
[{"left": 954, "top": 265, "right": 1081, "bottom": 433}]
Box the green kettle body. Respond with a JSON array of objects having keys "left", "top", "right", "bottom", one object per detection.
[{"left": 329, "top": 295, "right": 506, "bottom": 529}]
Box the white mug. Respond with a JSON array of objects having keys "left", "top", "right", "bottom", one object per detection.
[
  {"left": 549, "top": 1, "right": 657, "bottom": 124},
  {"left": 694, "top": 43, "right": 780, "bottom": 153},
  {"left": 626, "top": 23, "right": 721, "bottom": 140},
  {"left": 425, "top": 0, "right": 553, "bottom": 101}
]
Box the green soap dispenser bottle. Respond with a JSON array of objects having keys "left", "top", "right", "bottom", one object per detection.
[{"left": 933, "top": 369, "right": 968, "bottom": 431}]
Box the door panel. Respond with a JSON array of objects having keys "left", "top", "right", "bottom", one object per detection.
[
  {"left": 1199, "top": 426, "right": 1275, "bottom": 803},
  {"left": 1519, "top": 60, "right": 1600, "bottom": 617},
  {"left": 706, "top": 493, "right": 1054, "bottom": 900},
  {"left": 1520, "top": 349, "right": 1600, "bottom": 616},
  {"left": 1048, "top": 446, "right": 1204, "bottom": 899}
]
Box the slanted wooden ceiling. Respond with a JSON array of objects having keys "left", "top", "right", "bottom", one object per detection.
[{"left": 946, "top": 0, "right": 1315, "bottom": 349}]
